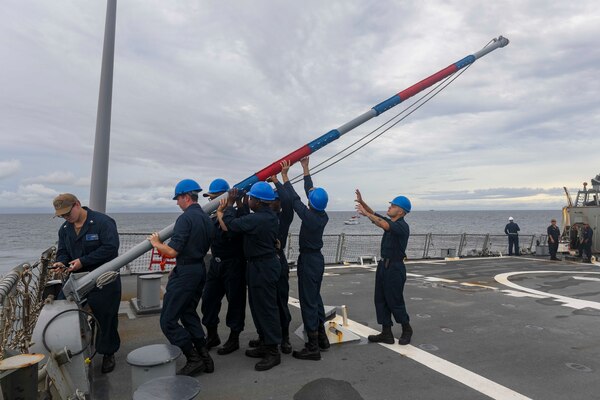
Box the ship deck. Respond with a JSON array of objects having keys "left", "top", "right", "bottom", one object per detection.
[{"left": 92, "top": 256, "right": 600, "bottom": 400}]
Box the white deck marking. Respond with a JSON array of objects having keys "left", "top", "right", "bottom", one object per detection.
[
  {"left": 288, "top": 296, "right": 531, "bottom": 400},
  {"left": 461, "top": 282, "right": 498, "bottom": 290},
  {"left": 423, "top": 277, "right": 457, "bottom": 283},
  {"left": 495, "top": 271, "right": 600, "bottom": 310},
  {"left": 573, "top": 276, "right": 600, "bottom": 282}
]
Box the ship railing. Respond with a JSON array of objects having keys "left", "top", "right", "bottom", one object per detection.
[
  {"left": 0, "top": 247, "right": 55, "bottom": 361},
  {"left": 118, "top": 232, "right": 546, "bottom": 274}
]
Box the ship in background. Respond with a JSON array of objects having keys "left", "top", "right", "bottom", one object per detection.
[{"left": 562, "top": 172, "right": 600, "bottom": 253}]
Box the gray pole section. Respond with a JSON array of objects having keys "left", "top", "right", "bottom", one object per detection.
[{"left": 89, "top": 0, "right": 117, "bottom": 213}]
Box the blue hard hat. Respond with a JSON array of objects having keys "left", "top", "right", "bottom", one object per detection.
[
  {"left": 173, "top": 179, "right": 202, "bottom": 200},
  {"left": 390, "top": 195, "right": 411, "bottom": 213},
  {"left": 309, "top": 187, "right": 328, "bottom": 211},
  {"left": 205, "top": 178, "right": 230, "bottom": 195},
  {"left": 248, "top": 181, "right": 276, "bottom": 201}
]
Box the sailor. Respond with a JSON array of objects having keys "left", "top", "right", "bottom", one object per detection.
[
  {"left": 148, "top": 179, "right": 214, "bottom": 376},
  {"left": 504, "top": 217, "right": 520, "bottom": 256},
  {"left": 246, "top": 169, "right": 294, "bottom": 354},
  {"left": 52, "top": 193, "right": 121, "bottom": 373},
  {"left": 580, "top": 223, "right": 594, "bottom": 263},
  {"left": 201, "top": 178, "right": 247, "bottom": 355},
  {"left": 218, "top": 183, "right": 282, "bottom": 371},
  {"left": 355, "top": 190, "right": 413, "bottom": 345},
  {"left": 281, "top": 157, "right": 330, "bottom": 361},
  {"left": 547, "top": 219, "right": 561, "bottom": 261},
  {"left": 569, "top": 225, "right": 580, "bottom": 256}
]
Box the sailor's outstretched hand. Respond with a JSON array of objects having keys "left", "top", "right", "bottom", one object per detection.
[
  {"left": 300, "top": 156, "right": 310, "bottom": 172},
  {"left": 355, "top": 189, "right": 363, "bottom": 204},
  {"left": 356, "top": 202, "right": 368, "bottom": 216}
]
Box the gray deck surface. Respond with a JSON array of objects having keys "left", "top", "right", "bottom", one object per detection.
[{"left": 91, "top": 256, "right": 600, "bottom": 400}]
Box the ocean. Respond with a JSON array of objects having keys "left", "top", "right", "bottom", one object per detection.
[{"left": 0, "top": 210, "right": 561, "bottom": 275}]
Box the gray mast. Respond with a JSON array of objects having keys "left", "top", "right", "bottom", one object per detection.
[{"left": 89, "top": 0, "right": 117, "bottom": 213}]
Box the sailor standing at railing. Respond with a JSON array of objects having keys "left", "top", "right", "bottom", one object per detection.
[
  {"left": 504, "top": 217, "right": 521, "bottom": 256},
  {"left": 148, "top": 179, "right": 214, "bottom": 376},
  {"left": 281, "top": 157, "right": 330, "bottom": 361},
  {"left": 52, "top": 193, "right": 121, "bottom": 374},
  {"left": 355, "top": 190, "right": 413, "bottom": 346}
]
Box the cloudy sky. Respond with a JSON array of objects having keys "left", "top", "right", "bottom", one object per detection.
[{"left": 1, "top": 0, "right": 599, "bottom": 213}]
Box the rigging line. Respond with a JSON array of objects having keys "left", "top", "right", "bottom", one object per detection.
[{"left": 289, "top": 63, "right": 473, "bottom": 184}]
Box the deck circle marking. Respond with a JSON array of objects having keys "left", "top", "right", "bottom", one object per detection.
[
  {"left": 417, "top": 313, "right": 431, "bottom": 319},
  {"left": 419, "top": 344, "right": 439, "bottom": 351},
  {"left": 494, "top": 271, "right": 600, "bottom": 310},
  {"left": 441, "top": 328, "right": 453, "bottom": 333}
]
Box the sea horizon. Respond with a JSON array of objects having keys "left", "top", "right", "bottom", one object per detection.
[{"left": 1, "top": 210, "right": 562, "bottom": 275}]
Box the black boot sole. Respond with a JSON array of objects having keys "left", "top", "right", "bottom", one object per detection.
[
  {"left": 245, "top": 349, "right": 266, "bottom": 358},
  {"left": 367, "top": 335, "right": 395, "bottom": 344},
  {"left": 292, "top": 351, "right": 321, "bottom": 361},
  {"left": 255, "top": 358, "right": 281, "bottom": 371}
]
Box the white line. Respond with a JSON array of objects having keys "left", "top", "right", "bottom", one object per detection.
[
  {"left": 288, "top": 296, "right": 531, "bottom": 400},
  {"left": 495, "top": 271, "right": 600, "bottom": 310},
  {"left": 573, "top": 276, "right": 600, "bottom": 282}
]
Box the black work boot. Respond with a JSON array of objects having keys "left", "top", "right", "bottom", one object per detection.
[
  {"left": 368, "top": 325, "right": 395, "bottom": 344},
  {"left": 280, "top": 336, "right": 292, "bottom": 354},
  {"left": 245, "top": 345, "right": 266, "bottom": 358},
  {"left": 217, "top": 330, "right": 240, "bottom": 355},
  {"left": 398, "top": 323, "right": 413, "bottom": 345},
  {"left": 205, "top": 326, "right": 221, "bottom": 349},
  {"left": 255, "top": 345, "right": 281, "bottom": 371},
  {"left": 292, "top": 331, "right": 321, "bottom": 361},
  {"left": 101, "top": 354, "right": 115, "bottom": 373},
  {"left": 177, "top": 344, "right": 206, "bottom": 376},
  {"left": 197, "top": 345, "right": 214, "bottom": 373},
  {"left": 317, "top": 323, "right": 331, "bottom": 351},
  {"left": 248, "top": 336, "right": 263, "bottom": 348}
]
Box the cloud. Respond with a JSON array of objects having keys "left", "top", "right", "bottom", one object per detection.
[
  {"left": 0, "top": 184, "right": 59, "bottom": 207},
  {"left": 1, "top": 0, "right": 600, "bottom": 211},
  {"left": 24, "top": 171, "right": 79, "bottom": 185},
  {"left": 0, "top": 160, "right": 21, "bottom": 180}
]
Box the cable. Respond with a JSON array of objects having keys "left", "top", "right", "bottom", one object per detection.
[
  {"left": 287, "top": 38, "right": 498, "bottom": 183},
  {"left": 41, "top": 308, "right": 100, "bottom": 358}
]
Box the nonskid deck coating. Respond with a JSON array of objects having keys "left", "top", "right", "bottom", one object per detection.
[{"left": 93, "top": 256, "right": 600, "bottom": 400}]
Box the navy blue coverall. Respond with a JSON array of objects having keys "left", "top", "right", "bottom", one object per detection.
[
  {"left": 504, "top": 221, "right": 520, "bottom": 256},
  {"left": 581, "top": 226, "right": 594, "bottom": 262},
  {"left": 285, "top": 176, "right": 328, "bottom": 332},
  {"left": 374, "top": 213, "right": 410, "bottom": 327},
  {"left": 222, "top": 205, "right": 282, "bottom": 346},
  {"left": 274, "top": 181, "right": 294, "bottom": 334},
  {"left": 547, "top": 224, "right": 560, "bottom": 259},
  {"left": 56, "top": 207, "right": 121, "bottom": 355},
  {"left": 160, "top": 203, "right": 213, "bottom": 350},
  {"left": 201, "top": 208, "right": 247, "bottom": 333}
]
